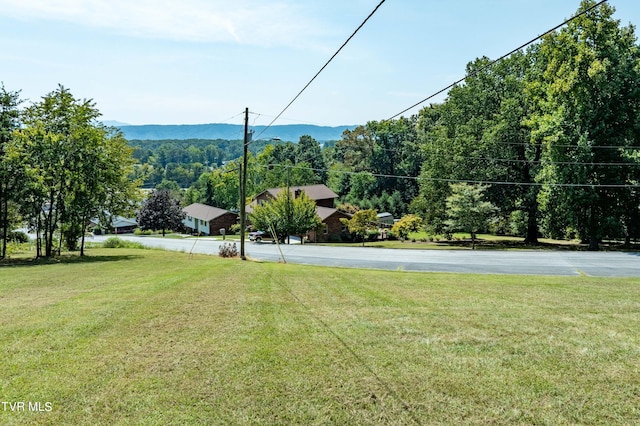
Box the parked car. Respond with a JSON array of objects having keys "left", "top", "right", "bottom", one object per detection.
[{"left": 248, "top": 230, "right": 275, "bottom": 242}]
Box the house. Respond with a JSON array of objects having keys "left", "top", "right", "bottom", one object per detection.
[
  {"left": 253, "top": 184, "right": 338, "bottom": 208},
  {"left": 112, "top": 216, "right": 138, "bottom": 234},
  {"left": 377, "top": 212, "right": 394, "bottom": 227},
  {"left": 183, "top": 203, "right": 238, "bottom": 236},
  {"left": 307, "top": 206, "right": 351, "bottom": 243},
  {"left": 250, "top": 184, "right": 350, "bottom": 243}
]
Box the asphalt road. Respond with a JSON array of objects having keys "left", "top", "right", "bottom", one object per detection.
[{"left": 93, "top": 235, "right": 640, "bottom": 277}]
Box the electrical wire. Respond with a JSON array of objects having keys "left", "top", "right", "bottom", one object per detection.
[
  {"left": 253, "top": 0, "right": 387, "bottom": 141},
  {"left": 253, "top": 162, "right": 640, "bottom": 189},
  {"left": 387, "top": 0, "right": 609, "bottom": 120}
]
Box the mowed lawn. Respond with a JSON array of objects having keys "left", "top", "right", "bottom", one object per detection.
[{"left": 1, "top": 249, "right": 639, "bottom": 425}]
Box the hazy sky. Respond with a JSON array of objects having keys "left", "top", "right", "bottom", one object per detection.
[{"left": 1, "top": 0, "right": 639, "bottom": 127}]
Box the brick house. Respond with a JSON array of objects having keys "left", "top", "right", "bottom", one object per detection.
[
  {"left": 252, "top": 184, "right": 339, "bottom": 208},
  {"left": 250, "top": 184, "right": 351, "bottom": 243},
  {"left": 183, "top": 203, "right": 237, "bottom": 236}
]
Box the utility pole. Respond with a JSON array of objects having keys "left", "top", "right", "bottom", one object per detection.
[{"left": 239, "top": 107, "right": 249, "bottom": 260}]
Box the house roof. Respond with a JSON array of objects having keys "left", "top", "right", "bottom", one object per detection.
[
  {"left": 316, "top": 206, "right": 350, "bottom": 221},
  {"left": 183, "top": 203, "right": 237, "bottom": 222},
  {"left": 112, "top": 216, "right": 137, "bottom": 228},
  {"left": 259, "top": 184, "right": 338, "bottom": 201}
]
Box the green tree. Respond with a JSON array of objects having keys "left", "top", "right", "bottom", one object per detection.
[
  {"left": 249, "top": 190, "right": 321, "bottom": 243},
  {"left": 295, "top": 135, "right": 327, "bottom": 183},
  {"left": 445, "top": 183, "right": 497, "bottom": 249},
  {"left": 391, "top": 214, "right": 423, "bottom": 241},
  {"left": 0, "top": 84, "right": 22, "bottom": 259},
  {"left": 529, "top": 0, "right": 640, "bottom": 250},
  {"left": 11, "top": 85, "right": 137, "bottom": 257},
  {"left": 340, "top": 209, "right": 378, "bottom": 246},
  {"left": 137, "top": 189, "right": 185, "bottom": 237},
  {"left": 62, "top": 126, "right": 140, "bottom": 255}
]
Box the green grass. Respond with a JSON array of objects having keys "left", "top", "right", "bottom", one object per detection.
[{"left": 1, "top": 249, "right": 639, "bottom": 424}]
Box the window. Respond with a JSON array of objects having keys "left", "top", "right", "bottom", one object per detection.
[{"left": 323, "top": 224, "right": 329, "bottom": 235}]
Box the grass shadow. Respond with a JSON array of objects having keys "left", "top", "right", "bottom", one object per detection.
[{"left": 0, "top": 253, "right": 144, "bottom": 268}]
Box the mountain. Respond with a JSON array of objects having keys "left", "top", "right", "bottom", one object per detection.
[
  {"left": 102, "top": 120, "right": 132, "bottom": 127},
  {"left": 116, "top": 123, "right": 357, "bottom": 142}
]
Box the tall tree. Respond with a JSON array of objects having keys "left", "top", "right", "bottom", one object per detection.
[
  {"left": 13, "top": 86, "right": 102, "bottom": 257},
  {"left": 0, "top": 84, "right": 22, "bottom": 259},
  {"left": 137, "top": 189, "right": 185, "bottom": 237},
  {"left": 11, "top": 85, "right": 139, "bottom": 257},
  {"left": 529, "top": 0, "right": 640, "bottom": 249},
  {"left": 295, "top": 135, "right": 327, "bottom": 183}
]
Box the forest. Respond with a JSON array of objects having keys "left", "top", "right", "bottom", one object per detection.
[{"left": 1, "top": 0, "right": 639, "bottom": 253}]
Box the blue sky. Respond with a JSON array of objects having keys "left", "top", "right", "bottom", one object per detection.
[{"left": 1, "top": 0, "right": 639, "bottom": 127}]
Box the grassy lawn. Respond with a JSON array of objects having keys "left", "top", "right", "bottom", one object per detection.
[{"left": 1, "top": 249, "right": 639, "bottom": 424}]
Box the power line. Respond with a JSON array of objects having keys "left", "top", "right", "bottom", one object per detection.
[
  {"left": 254, "top": 162, "right": 640, "bottom": 189},
  {"left": 254, "top": 0, "right": 387, "bottom": 140},
  {"left": 388, "top": 0, "right": 609, "bottom": 120}
]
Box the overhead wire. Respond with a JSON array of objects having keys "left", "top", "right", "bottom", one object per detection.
[
  {"left": 387, "top": 0, "right": 609, "bottom": 120},
  {"left": 253, "top": 0, "right": 387, "bottom": 141},
  {"left": 252, "top": 162, "right": 640, "bottom": 189}
]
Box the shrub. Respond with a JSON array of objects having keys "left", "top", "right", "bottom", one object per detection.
[
  {"left": 103, "top": 237, "right": 145, "bottom": 249},
  {"left": 8, "top": 231, "right": 30, "bottom": 244},
  {"left": 134, "top": 228, "right": 153, "bottom": 236},
  {"left": 218, "top": 242, "right": 238, "bottom": 258},
  {"left": 229, "top": 223, "right": 241, "bottom": 235}
]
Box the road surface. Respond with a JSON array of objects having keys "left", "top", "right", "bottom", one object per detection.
[{"left": 92, "top": 235, "right": 640, "bottom": 277}]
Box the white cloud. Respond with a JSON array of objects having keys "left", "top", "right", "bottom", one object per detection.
[{"left": 0, "top": 0, "right": 321, "bottom": 46}]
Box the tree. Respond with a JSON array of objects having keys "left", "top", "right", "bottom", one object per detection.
[
  {"left": 340, "top": 209, "right": 378, "bottom": 246},
  {"left": 62, "top": 126, "right": 140, "bottom": 255},
  {"left": 249, "top": 190, "right": 321, "bottom": 243},
  {"left": 0, "top": 84, "right": 22, "bottom": 259},
  {"left": 445, "top": 183, "right": 497, "bottom": 249},
  {"left": 391, "top": 214, "right": 423, "bottom": 241},
  {"left": 528, "top": 0, "right": 640, "bottom": 250},
  {"left": 137, "top": 189, "right": 185, "bottom": 237},
  {"left": 295, "top": 135, "right": 327, "bottom": 183},
  {"left": 10, "top": 85, "right": 139, "bottom": 257}
]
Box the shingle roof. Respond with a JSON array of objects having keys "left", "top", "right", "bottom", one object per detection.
[
  {"left": 316, "top": 206, "right": 350, "bottom": 221},
  {"left": 263, "top": 184, "right": 338, "bottom": 201},
  {"left": 183, "top": 203, "right": 236, "bottom": 221}
]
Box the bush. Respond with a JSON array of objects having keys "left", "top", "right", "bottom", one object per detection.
[
  {"left": 366, "top": 229, "right": 380, "bottom": 242},
  {"left": 218, "top": 242, "right": 238, "bottom": 258},
  {"left": 103, "top": 237, "right": 145, "bottom": 249},
  {"left": 134, "top": 228, "right": 153, "bottom": 236},
  {"left": 229, "top": 223, "right": 241, "bottom": 235},
  {"left": 8, "top": 231, "right": 30, "bottom": 244}
]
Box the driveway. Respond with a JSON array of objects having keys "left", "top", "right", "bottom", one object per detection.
[{"left": 92, "top": 235, "right": 640, "bottom": 277}]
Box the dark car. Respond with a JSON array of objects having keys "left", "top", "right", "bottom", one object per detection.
[{"left": 248, "top": 230, "right": 275, "bottom": 242}]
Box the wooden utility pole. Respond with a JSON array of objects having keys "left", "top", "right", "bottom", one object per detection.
[{"left": 239, "top": 107, "right": 249, "bottom": 260}]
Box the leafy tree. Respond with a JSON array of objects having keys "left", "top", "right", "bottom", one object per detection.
[
  {"left": 62, "top": 126, "right": 140, "bottom": 255},
  {"left": 528, "top": 0, "right": 640, "bottom": 250},
  {"left": 137, "top": 189, "right": 185, "bottom": 237},
  {"left": 0, "top": 84, "right": 22, "bottom": 259},
  {"left": 340, "top": 209, "right": 378, "bottom": 246},
  {"left": 10, "top": 85, "right": 138, "bottom": 257},
  {"left": 414, "top": 51, "right": 540, "bottom": 242},
  {"left": 295, "top": 135, "right": 327, "bottom": 182},
  {"left": 249, "top": 190, "right": 321, "bottom": 243},
  {"left": 445, "top": 183, "right": 497, "bottom": 249},
  {"left": 391, "top": 214, "right": 423, "bottom": 241}
]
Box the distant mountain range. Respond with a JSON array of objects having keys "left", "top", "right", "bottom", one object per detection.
[{"left": 111, "top": 123, "right": 358, "bottom": 142}]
